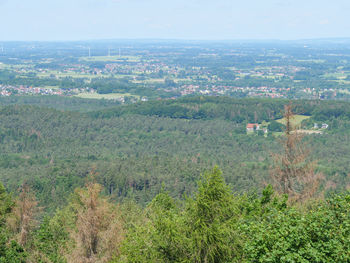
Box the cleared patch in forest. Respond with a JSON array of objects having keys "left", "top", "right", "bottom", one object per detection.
[{"left": 276, "top": 114, "right": 310, "bottom": 127}]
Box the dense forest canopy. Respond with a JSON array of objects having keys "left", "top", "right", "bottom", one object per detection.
[
  {"left": 0, "top": 96, "right": 349, "bottom": 209},
  {"left": 0, "top": 95, "right": 349, "bottom": 262}
]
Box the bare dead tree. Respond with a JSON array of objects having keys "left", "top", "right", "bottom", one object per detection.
[
  {"left": 68, "top": 183, "right": 123, "bottom": 263},
  {"left": 7, "top": 184, "right": 38, "bottom": 246},
  {"left": 271, "top": 103, "right": 322, "bottom": 202}
]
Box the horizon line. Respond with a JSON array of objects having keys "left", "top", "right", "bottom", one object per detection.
[{"left": 2, "top": 37, "right": 350, "bottom": 43}]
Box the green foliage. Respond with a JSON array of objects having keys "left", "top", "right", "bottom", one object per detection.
[
  {"left": 185, "top": 167, "right": 239, "bottom": 263},
  {"left": 2, "top": 166, "right": 350, "bottom": 263},
  {"left": 0, "top": 183, "right": 27, "bottom": 263},
  {"left": 0, "top": 239, "right": 27, "bottom": 263},
  {"left": 119, "top": 192, "right": 185, "bottom": 263},
  {"left": 0, "top": 95, "right": 120, "bottom": 112},
  {"left": 240, "top": 193, "right": 350, "bottom": 262},
  {"left": 30, "top": 216, "right": 69, "bottom": 263},
  {"left": 91, "top": 78, "right": 134, "bottom": 94},
  {"left": 119, "top": 169, "right": 350, "bottom": 263},
  {"left": 2, "top": 97, "right": 350, "bottom": 212},
  {"left": 120, "top": 167, "right": 240, "bottom": 263},
  {"left": 0, "top": 183, "right": 13, "bottom": 226},
  {"left": 268, "top": 120, "right": 285, "bottom": 132}
]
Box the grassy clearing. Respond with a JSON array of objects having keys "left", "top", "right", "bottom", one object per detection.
[
  {"left": 323, "top": 72, "right": 347, "bottom": 79},
  {"left": 0, "top": 63, "right": 31, "bottom": 69},
  {"left": 338, "top": 89, "right": 350, "bottom": 94},
  {"left": 144, "top": 78, "right": 165, "bottom": 83},
  {"left": 296, "top": 59, "right": 326, "bottom": 63},
  {"left": 335, "top": 80, "right": 350, "bottom": 85},
  {"left": 295, "top": 129, "right": 323, "bottom": 134},
  {"left": 276, "top": 114, "right": 310, "bottom": 127}
]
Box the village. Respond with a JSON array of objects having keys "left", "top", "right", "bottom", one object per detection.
[{"left": 1, "top": 42, "right": 350, "bottom": 101}]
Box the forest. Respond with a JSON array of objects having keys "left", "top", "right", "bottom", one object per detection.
[{"left": 0, "top": 95, "right": 350, "bottom": 262}]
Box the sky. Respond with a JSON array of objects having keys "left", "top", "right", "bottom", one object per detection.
[{"left": 0, "top": 0, "right": 350, "bottom": 41}]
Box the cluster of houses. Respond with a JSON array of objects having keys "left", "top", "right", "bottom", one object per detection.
[
  {"left": 104, "top": 61, "right": 180, "bottom": 76},
  {"left": 0, "top": 89, "right": 11, "bottom": 96},
  {"left": 176, "top": 84, "right": 291, "bottom": 98},
  {"left": 314, "top": 123, "right": 329, "bottom": 129},
  {"left": 246, "top": 123, "right": 268, "bottom": 134},
  {"left": 0, "top": 85, "right": 97, "bottom": 97},
  {"left": 0, "top": 85, "right": 64, "bottom": 96}
]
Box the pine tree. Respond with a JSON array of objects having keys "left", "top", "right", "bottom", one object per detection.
[{"left": 185, "top": 167, "right": 239, "bottom": 263}]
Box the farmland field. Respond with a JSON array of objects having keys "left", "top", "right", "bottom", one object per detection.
[
  {"left": 37, "top": 71, "right": 108, "bottom": 79},
  {"left": 80, "top": 55, "right": 141, "bottom": 62},
  {"left": 74, "top": 92, "right": 138, "bottom": 100}
]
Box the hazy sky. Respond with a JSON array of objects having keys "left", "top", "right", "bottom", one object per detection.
[{"left": 1, "top": 0, "right": 350, "bottom": 41}]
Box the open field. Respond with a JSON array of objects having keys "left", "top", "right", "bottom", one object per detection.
[
  {"left": 37, "top": 70, "right": 140, "bottom": 80},
  {"left": 144, "top": 78, "right": 165, "bottom": 83},
  {"left": 296, "top": 59, "right": 326, "bottom": 63},
  {"left": 0, "top": 63, "right": 32, "bottom": 69},
  {"left": 276, "top": 114, "right": 310, "bottom": 127},
  {"left": 80, "top": 55, "right": 141, "bottom": 62},
  {"left": 37, "top": 71, "right": 108, "bottom": 79},
  {"left": 74, "top": 92, "right": 139, "bottom": 100},
  {"left": 338, "top": 89, "right": 350, "bottom": 94},
  {"left": 323, "top": 72, "right": 347, "bottom": 79},
  {"left": 295, "top": 129, "right": 323, "bottom": 134}
]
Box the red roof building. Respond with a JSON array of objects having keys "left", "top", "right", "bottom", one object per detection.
[{"left": 246, "top": 123, "right": 260, "bottom": 131}]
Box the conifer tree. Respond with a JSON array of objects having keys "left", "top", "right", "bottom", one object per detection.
[{"left": 185, "top": 167, "right": 239, "bottom": 263}]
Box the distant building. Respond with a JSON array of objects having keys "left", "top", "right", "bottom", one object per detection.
[
  {"left": 246, "top": 123, "right": 260, "bottom": 132},
  {"left": 314, "top": 123, "right": 319, "bottom": 129},
  {"left": 321, "top": 123, "right": 329, "bottom": 129}
]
